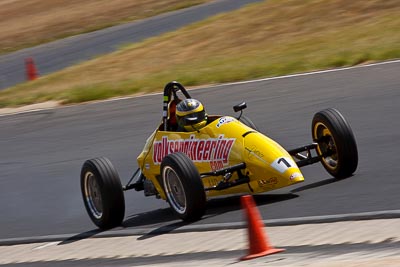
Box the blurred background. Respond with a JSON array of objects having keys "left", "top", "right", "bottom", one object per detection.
[{"left": 0, "top": 1, "right": 399, "bottom": 264}]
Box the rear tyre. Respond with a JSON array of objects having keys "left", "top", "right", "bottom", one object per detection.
[
  {"left": 161, "top": 152, "right": 206, "bottom": 221},
  {"left": 239, "top": 115, "right": 259, "bottom": 131},
  {"left": 81, "top": 157, "right": 125, "bottom": 229},
  {"left": 312, "top": 108, "right": 358, "bottom": 178}
]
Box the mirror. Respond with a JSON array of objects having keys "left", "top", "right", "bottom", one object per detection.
[{"left": 233, "top": 102, "right": 247, "bottom": 112}]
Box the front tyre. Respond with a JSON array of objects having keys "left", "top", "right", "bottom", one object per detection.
[
  {"left": 312, "top": 108, "right": 358, "bottom": 179},
  {"left": 81, "top": 157, "right": 125, "bottom": 229},
  {"left": 161, "top": 152, "right": 206, "bottom": 221}
]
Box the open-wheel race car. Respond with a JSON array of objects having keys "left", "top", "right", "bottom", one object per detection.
[{"left": 81, "top": 81, "right": 358, "bottom": 229}]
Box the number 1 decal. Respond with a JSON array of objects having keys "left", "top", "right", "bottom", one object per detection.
[
  {"left": 271, "top": 157, "right": 296, "bottom": 173},
  {"left": 278, "top": 158, "right": 291, "bottom": 168}
]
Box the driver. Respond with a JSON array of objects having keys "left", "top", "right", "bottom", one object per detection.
[{"left": 176, "top": 98, "right": 208, "bottom": 132}]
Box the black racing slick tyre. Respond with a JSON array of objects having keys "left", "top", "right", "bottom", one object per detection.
[
  {"left": 312, "top": 108, "right": 358, "bottom": 179},
  {"left": 81, "top": 157, "right": 125, "bottom": 229},
  {"left": 239, "top": 115, "right": 259, "bottom": 131},
  {"left": 161, "top": 152, "right": 206, "bottom": 222}
]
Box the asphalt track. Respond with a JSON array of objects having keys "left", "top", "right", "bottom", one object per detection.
[
  {"left": 0, "top": 60, "right": 399, "bottom": 241},
  {"left": 0, "top": 0, "right": 263, "bottom": 90}
]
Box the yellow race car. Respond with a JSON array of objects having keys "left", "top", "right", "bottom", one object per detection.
[{"left": 80, "top": 81, "right": 358, "bottom": 229}]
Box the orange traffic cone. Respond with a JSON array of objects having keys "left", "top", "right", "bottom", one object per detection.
[
  {"left": 240, "top": 195, "right": 285, "bottom": 261},
  {"left": 25, "top": 57, "right": 38, "bottom": 81}
]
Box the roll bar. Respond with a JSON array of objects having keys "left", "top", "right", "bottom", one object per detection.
[{"left": 162, "top": 81, "right": 191, "bottom": 131}]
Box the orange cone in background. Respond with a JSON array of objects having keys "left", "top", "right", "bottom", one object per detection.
[
  {"left": 25, "top": 57, "right": 38, "bottom": 81},
  {"left": 240, "top": 195, "right": 285, "bottom": 261}
]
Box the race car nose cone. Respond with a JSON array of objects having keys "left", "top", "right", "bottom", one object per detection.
[{"left": 287, "top": 170, "right": 304, "bottom": 184}]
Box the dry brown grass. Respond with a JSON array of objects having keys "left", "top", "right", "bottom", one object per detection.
[
  {"left": 1, "top": 0, "right": 399, "bottom": 107},
  {"left": 0, "top": 0, "right": 211, "bottom": 54}
]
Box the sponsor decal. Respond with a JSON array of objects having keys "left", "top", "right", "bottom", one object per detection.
[
  {"left": 245, "top": 146, "right": 265, "bottom": 162},
  {"left": 216, "top": 116, "right": 235, "bottom": 128},
  {"left": 257, "top": 177, "right": 278, "bottom": 188},
  {"left": 152, "top": 134, "right": 236, "bottom": 165},
  {"left": 271, "top": 157, "right": 296, "bottom": 173},
  {"left": 290, "top": 172, "right": 302, "bottom": 180},
  {"left": 268, "top": 177, "right": 278, "bottom": 185},
  {"left": 210, "top": 160, "right": 224, "bottom": 172}
]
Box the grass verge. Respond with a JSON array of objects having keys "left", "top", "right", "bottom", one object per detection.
[{"left": 1, "top": 0, "right": 399, "bottom": 108}]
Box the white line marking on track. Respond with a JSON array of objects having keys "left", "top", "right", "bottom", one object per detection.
[
  {"left": 32, "top": 241, "right": 60, "bottom": 250},
  {"left": 209, "top": 59, "right": 400, "bottom": 87},
  {"left": 1, "top": 59, "right": 400, "bottom": 117}
]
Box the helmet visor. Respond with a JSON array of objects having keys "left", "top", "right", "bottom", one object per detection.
[{"left": 182, "top": 111, "right": 206, "bottom": 125}]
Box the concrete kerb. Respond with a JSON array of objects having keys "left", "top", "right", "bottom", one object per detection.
[{"left": 1, "top": 209, "right": 400, "bottom": 246}]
